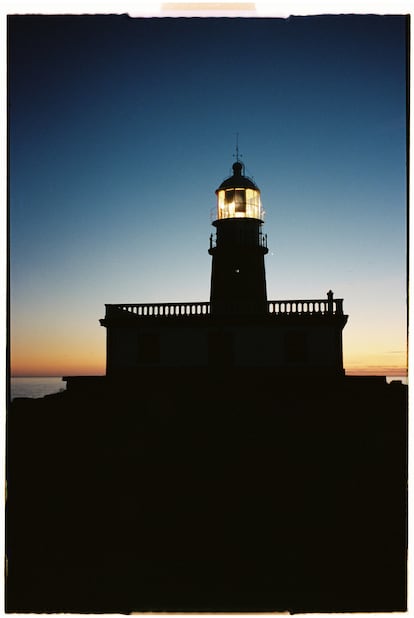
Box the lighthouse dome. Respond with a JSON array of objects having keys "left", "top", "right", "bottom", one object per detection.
[
  {"left": 215, "top": 160, "right": 263, "bottom": 221},
  {"left": 217, "top": 161, "right": 259, "bottom": 191}
]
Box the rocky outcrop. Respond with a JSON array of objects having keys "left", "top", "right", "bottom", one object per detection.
[{"left": 6, "top": 375, "right": 407, "bottom": 613}]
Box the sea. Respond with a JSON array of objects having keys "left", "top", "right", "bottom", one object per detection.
[
  {"left": 9, "top": 377, "right": 67, "bottom": 401},
  {"left": 8, "top": 374, "right": 408, "bottom": 401}
]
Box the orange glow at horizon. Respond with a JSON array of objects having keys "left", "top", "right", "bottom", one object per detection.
[
  {"left": 10, "top": 301, "right": 407, "bottom": 378},
  {"left": 11, "top": 328, "right": 106, "bottom": 377},
  {"left": 11, "top": 362, "right": 106, "bottom": 378},
  {"left": 342, "top": 311, "right": 407, "bottom": 378},
  {"left": 345, "top": 365, "right": 407, "bottom": 377},
  {"left": 11, "top": 345, "right": 407, "bottom": 379},
  {"left": 11, "top": 362, "right": 407, "bottom": 378},
  {"left": 343, "top": 349, "right": 407, "bottom": 376}
]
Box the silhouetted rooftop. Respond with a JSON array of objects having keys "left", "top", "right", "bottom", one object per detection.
[{"left": 217, "top": 161, "right": 259, "bottom": 191}]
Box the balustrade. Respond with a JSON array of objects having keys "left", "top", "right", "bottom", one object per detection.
[
  {"left": 267, "top": 297, "right": 343, "bottom": 316},
  {"left": 106, "top": 302, "right": 211, "bottom": 318},
  {"left": 105, "top": 294, "right": 344, "bottom": 319}
]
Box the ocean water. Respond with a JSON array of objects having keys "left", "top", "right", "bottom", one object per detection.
[
  {"left": 385, "top": 376, "right": 408, "bottom": 385},
  {"left": 9, "top": 374, "right": 407, "bottom": 401},
  {"left": 10, "top": 377, "right": 67, "bottom": 401}
]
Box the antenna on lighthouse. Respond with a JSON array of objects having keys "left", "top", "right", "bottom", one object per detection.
[{"left": 233, "top": 133, "right": 243, "bottom": 172}]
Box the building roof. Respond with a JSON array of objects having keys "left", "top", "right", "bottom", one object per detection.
[{"left": 217, "top": 161, "right": 259, "bottom": 191}]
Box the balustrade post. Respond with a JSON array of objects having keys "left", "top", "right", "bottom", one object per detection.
[{"left": 327, "top": 290, "right": 334, "bottom": 314}]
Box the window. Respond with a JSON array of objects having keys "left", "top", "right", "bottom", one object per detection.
[
  {"left": 217, "top": 187, "right": 262, "bottom": 220},
  {"left": 234, "top": 189, "right": 246, "bottom": 213}
]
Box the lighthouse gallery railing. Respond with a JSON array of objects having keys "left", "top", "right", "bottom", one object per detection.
[{"left": 105, "top": 296, "right": 344, "bottom": 317}]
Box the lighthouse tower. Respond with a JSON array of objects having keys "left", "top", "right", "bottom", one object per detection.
[{"left": 209, "top": 159, "right": 268, "bottom": 315}]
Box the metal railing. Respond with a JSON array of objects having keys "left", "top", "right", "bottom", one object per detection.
[{"left": 209, "top": 231, "right": 268, "bottom": 250}]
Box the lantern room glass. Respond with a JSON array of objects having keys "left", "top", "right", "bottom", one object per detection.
[{"left": 217, "top": 187, "right": 263, "bottom": 220}]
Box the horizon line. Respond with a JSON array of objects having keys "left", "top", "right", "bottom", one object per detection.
[{"left": 10, "top": 370, "right": 408, "bottom": 379}]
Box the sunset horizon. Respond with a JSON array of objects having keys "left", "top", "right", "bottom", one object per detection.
[
  {"left": 9, "top": 14, "right": 407, "bottom": 385},
  {"left": 10, "top": 357, "right": 408, "bottom": 379}
]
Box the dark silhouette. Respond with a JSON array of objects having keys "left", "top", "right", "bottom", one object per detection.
[
  {"left": 6, "top": 160, "right": 407, "bottom": 613},
  {"left": 100, "top": 161, "right": 348, "bottom": 377}
]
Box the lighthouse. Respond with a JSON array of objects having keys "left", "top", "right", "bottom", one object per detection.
[
  {"left": 209, "top": 159, "right": 268, "bottom": 315},
  {"left": 96, "top": 154, "right": 348, "bottom": 377}
]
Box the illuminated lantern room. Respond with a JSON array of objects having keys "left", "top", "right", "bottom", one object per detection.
[{"left": 216, "top": 160, "right": 263, "bottom": 221}]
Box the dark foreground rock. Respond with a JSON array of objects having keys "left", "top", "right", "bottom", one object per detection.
[{"left": 6, "top": 372, "right": 407, "bottom": 613}]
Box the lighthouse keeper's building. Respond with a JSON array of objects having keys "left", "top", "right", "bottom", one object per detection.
[{"left": 99, "top": 159, "right": 348, "bottom": 378}]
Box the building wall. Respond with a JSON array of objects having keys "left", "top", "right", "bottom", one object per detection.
[{"left": 106, "top": 317, "right": 345, "bottom": 375}]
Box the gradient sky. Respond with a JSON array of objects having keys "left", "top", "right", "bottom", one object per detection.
[{"left": 9, "top": 13, "right": 407, "bottom": 376}]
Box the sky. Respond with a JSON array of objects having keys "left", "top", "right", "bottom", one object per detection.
[{"left": 8, "top": 11, "right": 407, "bottom": 377}]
